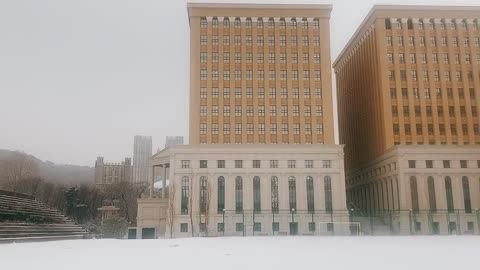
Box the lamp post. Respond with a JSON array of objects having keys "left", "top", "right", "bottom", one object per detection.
[
  {"left": 475, "top": 209, "right": 480, "bottom": 235},
  {"left": 222, "top": 208, "right": 225, "bottom": 236}
]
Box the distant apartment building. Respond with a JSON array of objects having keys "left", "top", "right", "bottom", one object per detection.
[
  {"left": 94, "top": 157, "right": 132, "bottom": 186},
  {"left": 334, "top": 5, "right": 480, "bottom": 234},
  {"left": 132, "top": 135, "right": 152, "bottom": 184},
  {"left": 165, "top": 136, "right": 184, "bottom": 148}
]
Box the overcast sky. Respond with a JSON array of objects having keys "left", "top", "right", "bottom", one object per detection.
[{"left": 1, "top": 0, "right": 479, "bottom": 166}]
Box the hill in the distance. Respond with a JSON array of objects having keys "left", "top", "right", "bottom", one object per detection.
[{"left": 0, "top": 149, "right": 94, "bottom": 185}]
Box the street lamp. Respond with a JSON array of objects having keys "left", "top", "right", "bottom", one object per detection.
[{"left": 222, "top": 208, "right": 225, "bottom": 236}]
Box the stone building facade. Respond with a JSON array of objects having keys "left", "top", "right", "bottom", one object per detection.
[
  {"left": 334, "top": 5, "right": 480, "bottom": 235},
  {"left": 94, "top": 157, "right": 132, "bottom": 186},
  {"left": 188, "top": 3, "right": 335, "bottom": 145},
  {"left": 137, "top": 144, "right": 348, "bottom": 238}
]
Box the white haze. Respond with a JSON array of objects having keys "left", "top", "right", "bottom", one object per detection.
[{"left": 1, "top": 0, "right": 479, "bottom": 166}]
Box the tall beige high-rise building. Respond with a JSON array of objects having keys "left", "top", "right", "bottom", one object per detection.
[
  {"left": 334, "top": 6, "right": 480, "bottom": 235},
  {"left": 334, "top": 5, "right": 480, "bottom": 170},
  {"left": 135, "top": 3, "right": 351, "bottom": 239},
  {"left": 188, "top": 3, "right": 335, "bottom": 145},
  {"left": 132, "top": 135, "right": 152, "bottom": 184}
]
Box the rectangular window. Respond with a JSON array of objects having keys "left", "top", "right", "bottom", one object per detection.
[
  {"left": 253, "top": 160, "right": 261, "bottom": 168},
  {"left": 180, "top": 223, "right": 188, "bottom": 232},
  {"left": 181, "top": 160, "right": 190, "bottom": 169},
  {"left": 322, "top": 160, "right": 331, "bottom": 168},
  {"left": 305, "top": 160, "right": 314, "bottom": 168},
  {"left": 386, "top": 36, "right": 392, "bottom": 46},
  {"left": 443, "top": 160, "right": 450, "bottom": 168},
  {"left": 426, "top": 160, "right": 433, "bottom": 168},
  {"left": 408, "top": 160, "right": 416, "bottom": 168},
  {"left": 232, "top": 160, "right": 243, "bottom": 169},
  {"left": 270, "top": 160, "right": 278, "bottom": 168},
  {"left": 200, "top": 160, "right": 208, "bottom": 168},
  {"left": 217, "top": 160, "right": 225, "bottom": 168},
  {"left": 288, "top": 160, "right": 296, "bottom": 168}
]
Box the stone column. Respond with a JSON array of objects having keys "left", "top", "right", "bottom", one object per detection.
[
  {"left": 150, "top": 166, "right": 155, "bottom": 198},
  {"left": 162, "top": 164, "right": 168, "bottom": 199}
]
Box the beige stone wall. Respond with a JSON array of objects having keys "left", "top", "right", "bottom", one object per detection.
[
  {"left": 147, "top": 144, "right": 349, "bottom": 237},
  {"left": 346, "top": 145, "right": 480, "bottom": 234}
]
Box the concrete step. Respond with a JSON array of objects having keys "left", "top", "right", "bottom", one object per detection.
[
  {"left": 0, "top": 232, "right": 88, "bottom": 238},
  {"left": 0, "top": 234, "right": 86, "bottom": 243}
]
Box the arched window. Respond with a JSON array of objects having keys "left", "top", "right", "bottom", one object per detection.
[
  {"left": 306, "top": 176, "right": 315, "bottom": 213},
  {"left": 253, "top": 176, "right": 261, "bottom": 213},
  {"left": 462, "top": 176, "right": 472, "bottom": 213},
  {"left": 223, "top": 17, "right": 230, "bottom": 28},
  {"left": 217, "top": 176, "right": 225, "bottom": 213},
  {"left": 324, "top": 176, "right": 332, "bottom": 213},
  {"left": 445, "top": 176, "right": 454, "bottom": 213},
  {"left": 235, "top": 176, "right": 243, "bottom": 213},
  {"left": 181, "top": 176, "right": 189, "bottom": 214},
  {"left": 427, "top": 176, "right": 437, "bottom": 212},
  {"left": 410, "top": 176, "right": 419, "bottom": 212},
  {"left": 271, "top": 176, "right": 279, "bottom": 213},
  {"left": 199, "top": 176, "right": 208, "bottom": 214},
  {"left": 288, "top": 176, "right": 296, "bottom": 212}
]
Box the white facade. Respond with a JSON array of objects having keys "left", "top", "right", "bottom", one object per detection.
[
  {"left": 347, "top": 145, "right": 480, "bottom": 235},
  {"left": 132, "top": 135, "right": 152, "bottom": 184},
  {"left": 137, "top": 144, "right": 350, "bottom": 238}
]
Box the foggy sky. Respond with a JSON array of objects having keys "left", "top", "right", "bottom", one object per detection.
[{"left": 1, "top": 0, "right": 479, "bottom": 166}]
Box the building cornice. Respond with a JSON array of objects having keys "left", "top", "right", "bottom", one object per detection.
[
  {"left": 187, "top": 3, "right": 332, "bottom": 19},
  {"left": 333, "top": 4, "right": 480, "bottom": 69}
]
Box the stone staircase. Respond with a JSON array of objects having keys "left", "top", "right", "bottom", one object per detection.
[{"left": 0, "top": 190, "right": 92, "bottom": 243}]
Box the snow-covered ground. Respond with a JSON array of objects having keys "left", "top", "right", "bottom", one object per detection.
[{"left": 1, "top": 237, "right": 479, "bottom": 270}]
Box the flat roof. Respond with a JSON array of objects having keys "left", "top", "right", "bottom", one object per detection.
[
  {"left": 187, "top": 2, "right": 332, "bottom": 19},
  {"left": 333, "top": 5, "right": 480, "bottom": 68}
]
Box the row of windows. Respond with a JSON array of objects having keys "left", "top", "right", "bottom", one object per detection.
[
  {"left": 391, "top": 105, "right": 478, "bottom": 118},
  {"left": 200, "top": 69, "right": 322, "bottom": 81},
  {"left": 200, "top": 35, "right": 321, "bottom": 47},
  {"left": 384, "top": 18, "right": 479, "bottom": 31},
  {"left": 200, "top": 52, "right": 321, "bottom": 64},
  {"left": 408, "top": 159, "right": 480, "bottom": 169},
  {"left": 386, "top": 52, "right": 480, "bottom": 65},
  {"left": 393, "top": 123, "right": 480, "bottom": 136},
  {"left": 181, "top": 159, "right": 329, "bottom": 169},
  {"left": 200, "top": 17, "right": 320, "bottom": 30},
  {"left": 200, "top": 87, "right": 322, "bottom": 99},
  {"left": 387, "top": 69, "right": 478, "bottom": 82},
  {"left": 181, "top": 175, "right": 333, "bottom": 215},
  {"left": 199, "top": 123, "right": 324, "bottom": 136},
  {"left": 410, "top": 176, "right": 476, "bottom": 213},
  {"left": 386, "top": 35, "right": 480, "bottom": 48},
  {"left": 180, "top": 221, "right": 334, "bottom": 234},
  {"left": 200, "top": 105, "right": 323, "bottom": 117},
  {"left": 348, "top": 163, "right": 398, "bottom": 186},
  {"left": 390, "top": 87, "right": 476, "bottom": 100}
]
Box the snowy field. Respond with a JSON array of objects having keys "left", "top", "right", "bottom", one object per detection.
[{"left": 1, "top": 237, "right": 479, "bottom": 270}]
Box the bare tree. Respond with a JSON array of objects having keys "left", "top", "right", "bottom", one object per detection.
[
  {"left": 189, "top": 184, "right": 194, "bottom": 237},
  {"left": 0, "top": 152, "right": 36, "bottom": 192},
  {"left": 201, "top": 179, "right": 212, "bottom": 237},
  {"left": 167, "top": 182, "right": 175, "bottom": 238}
]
